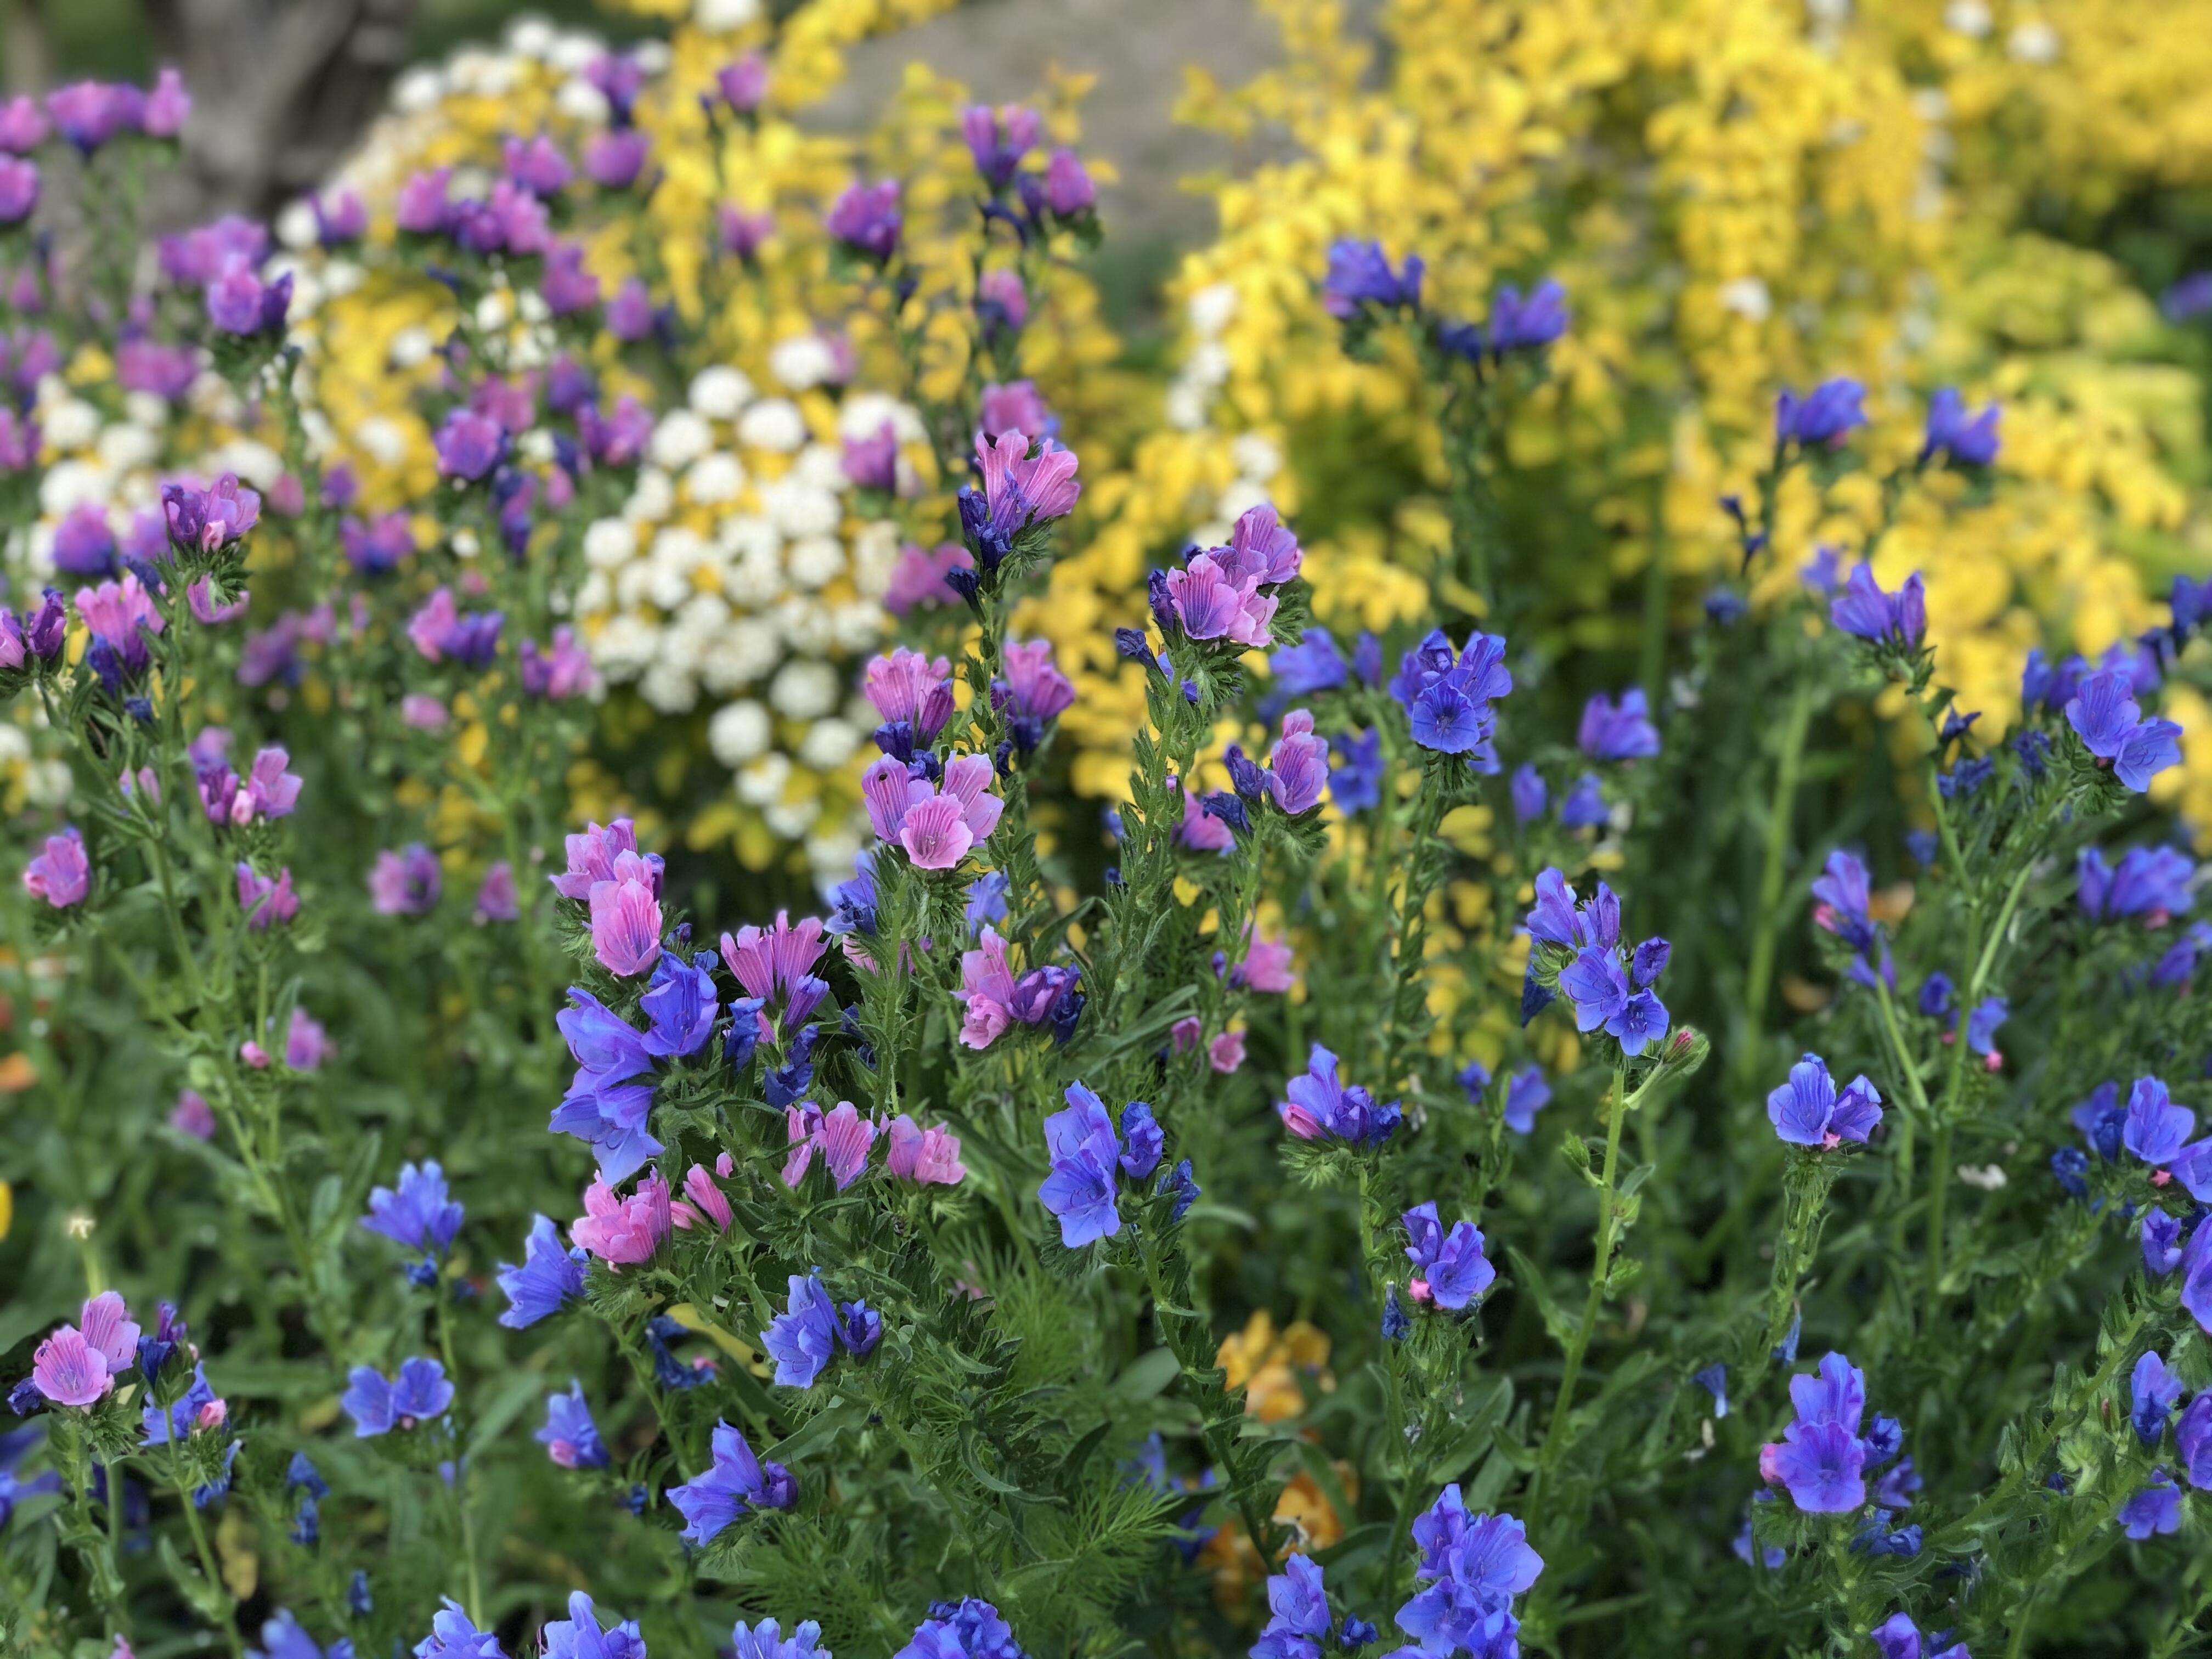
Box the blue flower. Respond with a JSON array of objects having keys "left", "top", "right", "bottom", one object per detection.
[
  {"left": 667, "top": 1420, "right": 797, "bottom": 1545},
  {"left": 730, "top": 1618, "right": 831, "bottom": 1659},
  {"left": 550, "top": 989, "right": 663, "bottom": 1182},
  {"left": 640, "top": 950, "right": 719, "bottom": 1057},
  {"left": 1396, "top": 1488, "right": 1543, "bottom": 1657},
  {"left": 2051, "top": 1146, "right": 2091, "bottom": 1198},
  {"left": 1965, "top": 997, "right": 2007, "bottom": 1058},
  {"left": 1457, "top": 1059, "right": 1491, "bottom": 1099},
  {"left": 1391, "top": 631, "right": 1511, "bottom": 759},
  {"left": 1918, "top": 972, "right": 1953, "bottom": 1018},
  {"left": 341, "top": 1358, "right": 453, "bottom": 1437},
  {"left": 1631, "top": 936, "right": 1671, "bottom": 987},
  {"left": 826, "top": 854, "right": 879, "bottom": 938},
  {"left": 1382, "top": 1285, "right": 1410, "bottom": 1341},
  {"left": 362, "top": 1161, "right": 465, "bottom": 1257},
  {"left": 764, "top": 1024, "right": 820, "bottom": 1107},
  {"left": 1322, "top": 240, "right": 1423, "bottom": 317},
  {"left": 1486, "top": 279, "right": 1568, "bottom": 353},
  {"left": 1705, "top": 587, "right": 1748, "bottom": 624},
  {"left": 248, "top": 1611, "right": 354, "bottom": 1659},
  {"left": 1558, "top": 946, "right": 1668, "bottom": 1054},
  {"left": 964, "top": 871, "right": 1010, "bottom": 930},
  {"left": 2131, "top": 1351, "right": 2182, "bottom": 1446},
  {"left": 140, "top": 1362, "right": 224, "bottom": 1447},
  {"left": 1576, "top": 688, "right": 1659, "bottom": 761},
  {"left": 1830, "top": 563, "right": 1927, "bottom": 650},
  {"left": 2122, "top": 1076, "right": 2196, "bottom": 1165},
  {"left": 1870, "top": 1612, "right": 1967, "bottom": 1659},
  {"left": 1119, "top": 1102, "right": 1164, "bottom": 1178},
  {"left": 2079, "top": 844, "right": 2196, "bottom": 922},
  {"left": 1558, "top": 772, "right": 1607, "bottom": 828},
  {"left": 1278, "top": 1043, "right": 1401, "bottom": 1145},
  {"left": 495, "top": 1215, "right": 588, "bottom": 1329},
  {"left": 1852, "top": 1512, "right": 1922, "bottom": 1559},
  {"left": 2119, "top": 1469, "right": 2182, "bottom": 1540},
  {"left": 895, "top": 1596, "right": 1028, "bottom": 1659},
  {"left": 1252, "top": 1553, "right": 1331, "bottom": 1659},
  {"left": 1693, "top": 1364, "right": 1728, "bottom": 1418},
  {"left": 2067, "top": 668, "right": 2183, "bottom": 792},
  {"left": 1401, "top": 1202, "right": 1496, "bottom": 1310},
  {"left": 1509, "top": 764, "right": 1547, "bottom": 823},
  {"left": 761, "top": 1276, "right": 840, "bottom": 1388},
  {"left": 725, "top": 996, "right": 765, "bottom": 1071},
  {"left": 536, "top": 1381, "right": 608, "bottom": 1470},
  {"left": 1921, "top": 387, "right": 2000, "bottom": 468},
  {"left": 2143, "top": 1211, "right": 2188, "bottom": 1276},
  {"left": 1329, "top": 727, "right": 1386, "bottom": 815},
  {"left": 1811, "top": 849, "right": 1878, "bottom": 956},
  {"left": 1156, "top": 1158, "right": 1200, "bottom": 1222},
  {"left": 1502, "top": 1065, "right": 1551, "bottom": 1133},
  {"left": 414, "top": 1599, "right": 510, "bottom": 1659},
  {"left": 1040, "top": 1083, "right": 1124, "bottom": 1246},
  {"left": 541, "top": 1592, "right": 648, "bottom": 1659},
  {"left": 1775, "top": 377, "right": 1867, "bottom": 447},
  {"left": 1270, "top": 628, "right": 1349, "bottom": 697},
  {"left": 1764, "top": 1420, "right": 1865, "bottom": 1513}
]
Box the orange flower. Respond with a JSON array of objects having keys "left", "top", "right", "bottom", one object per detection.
[{"left": 1216, "top": 1310, "right": 1333, "bottom": 1423}]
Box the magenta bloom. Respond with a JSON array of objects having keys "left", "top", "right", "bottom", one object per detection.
[
  {"left": 977, "top": 270, "right": 1030, "bottom": 335},
  {"left": 75, "top": 573, "right": 164, "bottom": 672},
  {"left": 369, "top": 844, "right": 443, "bottom": 916},
  {"left": 1237, "top": 926, "right": 1298, "bottom": 993},
  {"left": 826, "top": 179, "right": 901, "bottom": 261},
  {"left": 1215, "top": 504, "right": 1302, "bottom": 588},
  {"left": 473, "top": 862, "right": 520, "bottom": 923},
  {"left": 1043, "top": 149, "right": 1095, "bottom": 215},
  {"left": 884, "top": 541, "right": 973, "bottom": 614},
  {"left": 433, "top": 410, "right": 506, "bottom": 482},
  {"left": 395, "top": 168, "right": 453, "bottom": 234},
  {"left": 570, "top": 1171, "right": 671, "bottom": 1268},
  {"left": 782, "top": 1101, "right": 877, "bottom": 1189},
  {"left": 312, "top": 190, "right": 367, "bottom": 246},
  {"left": 589, "top": 850, "right": 664, "bottom": 975},
  {"left": 31, "top": 1324, "right": 112, "bottom": 1407},
  {"left": 1166, "top": 553, "right": 1277, "bottom": 647},
  {"left": 0, "top": 95, "right": 49, "bottom": 152},
  {"left": 584, "top": 130, "right": 651, "bottom": 190},
  {"left": 960, "top": 927, "right": 1018, "bottom": 1049},
  {"left": 885, "top": 1115, "right": 966, "bottom": 1184},
  {"left": 673, "top": 1158, "right": 735, "bottom": 1232},
  {"left": 504, "top": 134, "right": 572, "bottom": 196},
  {"left": 606, "top": 278, "right": 655, "bottom": 340},
  {"left": 978, "top": 427, "right": 1081, "bottom": 527},
  {"left": 715, "top": 53, "right": 769, "bottom": 112},
  {"left": 1179, "top": 787, "right": 1235, "bottom": 853},
  {"left": 158, "top": 216, "right": 268, "bottom": 287},
  {"left": 520, "top": 627, "right": 596, "bottom": 698},
  {"left": 283, "top": 1009, "right": 335, "bottom": 1070},
  {"left": 1210, "top": 1029, "right": 1247, "bottom": 1074},
  {"left": 141, "top": 68, "right": 190, "bottom": 139},
  {"left": 843, "top": 421, "right": 900, "bottom": 492},
  {"left": 231, "top": 746, "right": 302, "bottom": 822},
  {"left": 46, "top": 81, "right": 143, "bottom": 154},
  {"left": 185, "top": 575, "right": 249, "bottom": 626},
  {"left": 171, "top": 1089, "right": 216, "bottom": 1138},
  {"left": 864, "top": 647, "right": 954, "bottom": 741},
  {"left": 237, "top": 862, "right": 300, "bottom": 930},
  {"left": 961, "top": 103, "right": 1042, "bottom": 188},
  {"left": 1760, "top": 1421, "right": 1866, "bottom": 1513},
  {"left": 552, "top": 819, "right": 651, "bottom": 900},
  {"left": 161, "top": 474, "right": 261, "bottom": 554},
  {"left": 0, "top": 156, "right": 37, "bottom": 225},
  {"left": 206, "top": 264, "right": 292, "bottom": 336},
  {"left": 718, "top": 205, "right": 774, "bottom": 259},
  {"left": 24, "top": 825, "right": 89, "bottom": 908},
  {"left": 720, "top": 910, "right": 827, "bottom": 1003},
  {"left": 116, "top": 339, "right": 199, "bottom": 399},
  {"left": 1268, "top": 710, "right": 1330, "bottom": 814},
  {"left": 996, "top": 639, "right": 1075, "bottom": 725}
]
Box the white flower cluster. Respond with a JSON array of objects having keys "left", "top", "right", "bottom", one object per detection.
[{"left": 1164, "top": 281, "right": 1238, "bottom": 433}]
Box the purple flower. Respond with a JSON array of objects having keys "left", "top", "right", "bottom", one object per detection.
[
  {"left": 1486, "top": 279, "right": 1568, "bottom": 353},
  {"left": 0, "top": 95, "right": 49, "bottom": 151},
  {"left": 1278, "top": 1042, "right": 1400, "bottom": 1145},
  {"left": 1118, "top": 1102, "right": 1164, "bottom": 1180},
  {"left": 714, "top": 53, "right": 768, "bottom": 113},
  {"left": 1829, "top": 563, "right": 1927, "bottom": 651},
  {"left": 1510, "top": 764, "right": 1547, "bottom": 823},
  {"left": 1559, "top": 772, "right": 1607, "bottom": 828},
  {"left": 520, "top": 628, "right": 595, "bottom": 699},
  {"left": 341, "top": 1357, "right": 454, "bottom": 1436},
  {"left": 843, "top": 421, "right": 900, "bottom": 492},
  {"left": 433, "top": 410, "right": 506, "bottom": 482},
  {"left": 495, "top": 1215, "right": 588, "bottom": 1328},
  {"left": 162, "top": 474, "right": 261, "bottom": 554},
  {"left": 1776, "top": 377, "right": 1867, "bottom": 448},
  {"left": 979, "top": 380, "right": 1052, "bottom": 443},
  {"left": 961, "top": 103, "right": 1042, "bottom": 189},
  {"left": 1322, "top": 239, "right": 1423, "bottom": 317},
  {"left": 46, "top": 81, "right": 142, "bottom": 153},
  {"left": 542, "top": 1593, "right": 646, "bottom": 1659},
  {"left": 311, "top": 190, "right": 365, "bottom": 246},
  {"left": 1790, "top": 1351, "right": 1868, "bottom": 1432},
  {"left": 236, "top": 863, "right": 298, "bottom": 930},
  {"left": 1268, "top": 710, "right": 1330, "bottom": 813},
  {"left": 2066, "top": 668, "right": 2183, "bottom": 793},
  {"left": 551, "top": 819, "right": 654, "bottom": 901},
  {"left": 1965, "top": 996, "right": 2007, "bottom": 1059},
  {"left": 1272, "top": 627, "right": 1348, "bottom": 697},
  {"left": 2119, "top": 1469, "right": 2182, "bottom": 1539},
  {"left": 23, "top": 826, "right": 88, "bottom": 909},
  {"left": 206, "top": 264, "right": 291, "bottom": 336},
  {"left": 758, "top": 1274, "right": 872, "bottom": 1387},
  {"left": 2177, "top": 1393, "right": 2212, "bottom": 1489},
  {"left": 2123, "top": 1076, "right": 2196, "bottom": 1166},
  {"left": 589, "top": 851, "right": 663, "bottom": 976},
  {"left": 1870, "top": 1613, "right": 1968, "bottom": 1659},
  {"left": 894, "top": 1599, "right": 1023, "bottom": 1659},
  {"left": 978, "top": 427, "right": 1081, "bottom": 528},
  {"left": 2143, "top": 1210, "right": 2188, "bottom": 1276},
  {"left": 585, "top": 130, "right": 651, "bottom": 190},
  {"left": 1329, "top": 729, "right": 1385, "bottom": 815},
  {"left": 640, "top": 950, "right": 719, "bottom": 1058},
  {"left": 668, "top": 1420, "right": 797, "bottom": 1544},
  {"left": 1251, "top": 1554, "right": 1330, "bottom": 1659},
  {"left": 1039, "top": 1082, "right": 1124, "bottom": 1246},
  {"left": 827, "top": 179, "right": 901, "bottom": 262},
  {"left": 1811, "top": 849, "right": 1877, "bottom": 955},
  {"left": 1402, "top": 1202, "right": 1495, "bottom": 1310},
  {"left": 1043, "top": 149, "right": 1094, "bottom": 215},
  {"left": 369, "top": 844, "right": 442, "bottom": 916},
  {"left": 503, "top": 134, "right": 572, "bottom": 196},
  {"left": 1398, "top": 1489, "right": 1543, "bottom": 1655},
  {"left": 2079, "top": 844, "right": 2196, "bottom": 923},
  {"left": 1502, "top": 1065, "right": 1550, "bottom": 1133},
  {"left": 1762, "top": 1420, "right": 1865, "bottom": 1513},
  {"left": 2132, "top": 1351, "right": 2182, "bottom": 1445},
  {"left": 1922, "top": 387, "right": 2000, "bottom": 467},
  {"left": 1767, "top": 1054, "right": 1884, "bottom": 1148},
  {"left": 1576, "top": 687, "right": 1660, "bottom": 761},
  {"left": 1557, "top": 947, "right": 1669, "bottom": 1055},
  {"left": 0, "top": 156, "right": 36, "bottom": 224},
  {"left": 541, "top": 242, "right": 600, "bottom": 317},
  {"left": 362, "top": 1161, "right": 463, "bottom": 1256}
]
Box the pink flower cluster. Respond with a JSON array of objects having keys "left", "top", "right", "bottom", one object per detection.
[
  {"left": 862, "top": 753, "right": 1004, "bottom": 871},
  {"left": 1164, "top": 503, "right": 1304, "bottom": 646},
  {"left": 552, "top": 820, "right": 667, "bottom": 977},
  {"left": 30, "top": 1291, "right": 140, "bottom": 1407},
  {"left": 673, "top": 1154, "right": 736, "bottom": 1232},
  {"left": 573, "top": 1170, "right": 672, "bottom": 1267},
  {"left": 783, "top": 1101, "right": 876, "bottom": 1189}
]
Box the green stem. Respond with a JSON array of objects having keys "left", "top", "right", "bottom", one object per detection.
[
  {"left": 432, "top": 1276, "right": 486, "bottom": 1621},
  {"left": 1540, "top": 1059, "right": 1628, "bottom": 1477},
  {"left": 165, "top": 1435, "right": 243, "bottom": 1657},
  {"left": 1734, "top": 676, "right": 1813, "bottom": 1097}
]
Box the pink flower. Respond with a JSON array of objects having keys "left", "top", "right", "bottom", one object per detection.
[
  {"left": 673, "top": 1161, "right": 733, "bottom": 1232},
  {"left": 1209, "top": 1029, "right": 1247, "bottom": 1074},
  {"left": 1165, "top": 553, "right": 1276, "bottom": 647},
  {"left": 977, "top": 428, "right": 1081, "bottom": 526},
  {"left": 1267, "top": 710, "right": 1329, "bottom": 815},
  {"left": 883, "top": 542, "right": 973, "bottom": 614},
  {"left": 235, "top": 746, "right": 301, "bottom": 822},
  {"left": 473, "top": 862, "right": 519, "bottom": 922},
  {"left": 900, "top": 796, "right": 974, "bottom": 871},
  {"left": 861, "top": 755, "right": 929, "bottom": 842},
  {"left": 885, "top": 1115, "right": 966, "bottom": 1185},
  {"left": 782, "top": 1100, "right": 878, "bottom": 1188},
  {"left": 589, "top": 850, "right": 664, "bottom": 975},
  {"left": 141, "top": 67, "right": 190, "bottom": 139},
  {"left": 170, "top": 1088, "right": 216, "bottom": 1138},
  {"left": 1213, "top": 502, "right": 1302, "bottom": 587},
  {"left": 959, "top": 927, "right": 1017, "bottom": 1049},
  {"left": 236, "top": 862, "right": 299, "bottom": 930},
  {"left": 24, "top": 825, "right": 88, "bottom": 907},
  {"left": 1177, "top": 789, "right": 1234, "bottom": 854},
  {"left": 407, "top": 588, "right": 459, "bottom": 661},
  {"left": 552, "top": 819, "right": 647, "bottom": 900},
  {"left": 1170, "top": 1016, "right": 1203, "bottom": 1053},
  {"left": 80, "top": 1291, "right": 141, "bottom": 1374},
  {"left": 185, "top": 574, "right": 249, "bottom": 625},
  {"left": 720, "top": 911, "right": 827, "bottom": 1001},
  {"left": 31, "top": 1324, "right": 110, "bottom": 1407},
  {"left": 571, "top": 1170, "right": 672, "bottom": 1267},
  {"left": 862, "top": 647, "right": 953, "bottom": 737},
  {"left": 75, "top": 572, "right": 165, "bottom": 664},
  {"left": 1237, "top": 925, "right": 1298, "bottom": 992},
  {"left": 998, "top": 639, "right": 1075, "bottom": 721},
  {"left": 402, "top": 694, "right": 449, "bottom": 730},
  {"left": 284, "top": 1009, "right": 334, "bottom": 1070},
  {"left": 979, "top": 379, "right": 1049, "bottom": 440}
]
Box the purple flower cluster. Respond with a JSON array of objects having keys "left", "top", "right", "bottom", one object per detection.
[
  {"left": 1390, "top": 629, "right": 1511, "bottom": 763},
  {"left": 1394, "top": 1487, "right": 1543, "bottom": 1658},
  {"left": 1766, "top": 1053, "right": 1883, "bottom": 1149},
  {"left": 1758, "top": 1352, "right": 1909, "bottom": 1515},
  {"left": 1037, "top": 1085, "right": 1170, "bottom": 1246},
  {"left": 1402, "top": 1202, "right": 1496, "bottom": 1311},
  {"left": 667, "top": 1420, "right": 797, "bottom": 1544},
  {"left": 1277, "top": 1043, "right": 1400, "bottom": 1146},
  {"left": 759, "top": 1274, "right": 881, "bottom": 1388},
  {"left": 1523, "top": 868, "right": 1671, "bottom": 1055},
  {"left": 2065, "top": 668, "right": 2183, "bottom": 794},
  {"left": 1830, "top": 563, "right": 1928, "bottom": 653}
]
